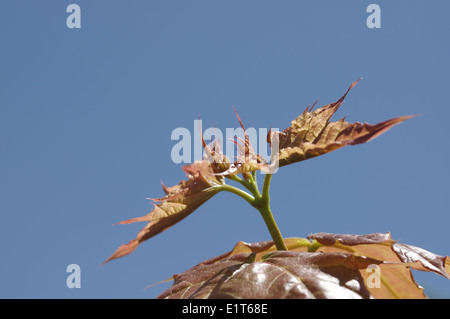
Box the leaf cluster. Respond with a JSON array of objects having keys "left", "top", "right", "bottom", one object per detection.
[{"left": 103, "top": 80, "right": 448, "bottom": 299}]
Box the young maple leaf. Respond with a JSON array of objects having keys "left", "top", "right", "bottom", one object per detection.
[
  {"left": 220, "top": 79, "right": 415, "bottom": 174},
  {"left": 103, "top": 160, "right": 225, "bottom": 264},
  {"left": 104, "top": 80, "right": 415, "bottom": 264},
  {"left": 273, "top": 79, "right": 415, "bottom": 168}
]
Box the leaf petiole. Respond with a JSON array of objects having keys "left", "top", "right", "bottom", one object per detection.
[
  {"left": 218, "top": 184, "right": 255, "bottom": 206},
  {"left": 221, "top": 172, "right": 287, "bottom": 251},
  {"left": 225, "top": 174, "right": 260, "bottom": 199}
]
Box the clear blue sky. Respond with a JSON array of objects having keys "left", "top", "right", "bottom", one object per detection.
[{"left": 1, "top": 1, "right": 449, "bottom": 298}]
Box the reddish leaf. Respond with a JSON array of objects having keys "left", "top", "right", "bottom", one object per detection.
[
  {"left": 308, "top": 232, "right": 393, "bottom": 246},
  {"left": 157, "top": 251, "right": 377, "bottom": 299},
  {"left": 157, "top": 233, "right": 450, "bottom": 299},
  {"left": 308, "top": 232, "right": 450, "bottom": 278},
  {"left": 274, "top": 80, "right": 415, "bottom": 168},
  {"left": 103, "top": 161, "right": 224, "bottom": 264},
  {"left": 392, "top": 243, "right": 450, "bottom": 279},
  {"left": 215, "top": 80, "right": 415, "bottom": 175}
]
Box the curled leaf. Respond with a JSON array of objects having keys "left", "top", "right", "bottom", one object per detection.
[{"left": 392, "top": 243, "right": 450, "bottom": 279}]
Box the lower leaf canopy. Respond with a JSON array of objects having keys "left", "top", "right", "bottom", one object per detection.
[{"left": 156, "top": 233, "right": 450, "bottom": 299}]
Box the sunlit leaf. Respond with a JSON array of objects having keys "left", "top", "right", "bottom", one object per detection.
[
  {"left": 273, "top": 80, "right": 415, "bottom": 168},
  {"left": 157, "top": 233, "right": 449, "bottom": 299},
  {"left": 217, "top": 80, "right": 414, "bottom": 175},
  {"left": 103, "top": 161, "right": 224, "bottom": 264}
]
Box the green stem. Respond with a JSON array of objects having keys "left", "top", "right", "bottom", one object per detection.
[
  {"left": 256, "top": 174, "right": 288, "bottom": 251},
  {"left": 257, "top": 204, "right": 288, "bottom": 251},
  {"left": 218, "top": 184, "right": 255, "bottom": 206},
  {"left": 226, "top": 174, "right": 261, "bottom": 199},
  {"left": 221, "top": 172, "right": 287, "bottom": 251},
  {"left": 225, "top": 173, "right": 244, "bottom": 184},
  {"left": 261, "top": 173, "right": 272, "bottom": 204}
]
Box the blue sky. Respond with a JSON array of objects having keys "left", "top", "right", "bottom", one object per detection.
[{"left": 1, "top": 1, "right": 449, "bottom": 298}]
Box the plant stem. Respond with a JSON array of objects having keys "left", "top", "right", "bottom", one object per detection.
[
  {"left": 221, "top": 172, "right": 287, "bottom": 251},
  {"left": 226, "top": 174, "right": 260, "bottom": 198},
  {"left": 218, "top": 184, "right": 255, "bottom": 206},
  {"left": 261, "top": 173, "right": 272, "bottom": 204},
  {"left": 256, "top": 174, "right": 288, "bottom": 251},
  {"left": 257, "top": 203, "right": 288, "bottom": 250}
]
